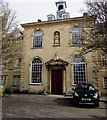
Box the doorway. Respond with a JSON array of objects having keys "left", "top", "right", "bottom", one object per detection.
[{"left": 51, "top": 69, "right": 63, "bottom": 95}]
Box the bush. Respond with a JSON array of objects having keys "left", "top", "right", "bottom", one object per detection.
[
  {"left": 20, "top": 89, "right": 29, "bottom": 94},
  {"left": 3, "top": 87, "right": 13, "bottom": 95},
  {"left": 13, "top": 88, "right": 20, "bottom": 94}
]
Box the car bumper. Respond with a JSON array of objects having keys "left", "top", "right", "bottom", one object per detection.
[{"left": 73, "top": 96, "right": 99, "bottom": 104}]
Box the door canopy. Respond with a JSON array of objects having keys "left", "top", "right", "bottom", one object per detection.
[
  {"left": 45, "top": 52, "right": 68, "bottom": 69},
  {"left": 45, "top": 58, "right": 68, "bottom": 66}
]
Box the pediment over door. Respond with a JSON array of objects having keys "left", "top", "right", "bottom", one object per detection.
[{"left": 45, "top": 58, "right": 68, "bottom": 67}]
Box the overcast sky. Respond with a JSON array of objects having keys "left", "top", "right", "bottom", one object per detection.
[{"left": 7, "top": 0, "right": 86, "bottom": 24}]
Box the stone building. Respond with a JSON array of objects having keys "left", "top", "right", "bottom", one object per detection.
[
  {"left": 1, "top": 0, "right": 107, "bottom": 95},
  {"left": 98, "top": 50, "right": 107, "bottom": 95},
  {"left": 20, "top": 0, "right": 107, "bottom": 95},
  {"left": 1, "top": 27, "right": 23, "bottom": 90}
]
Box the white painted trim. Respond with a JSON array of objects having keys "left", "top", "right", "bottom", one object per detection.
[
  {"left": 103, "top": 77, "right": 107, "bottom": 88},
  {"left": 71, "top": 57, "right": 87, "bottom": 85},
  {"left": 29, "top": 58, "right": 43, "bottom": 84},
  {"left": 29, "top": 83, "right": 42, "bottom": 85}
]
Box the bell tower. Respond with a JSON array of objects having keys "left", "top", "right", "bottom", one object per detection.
[{"left": 55, "top": 0, "right": 70, "bottom": 19}]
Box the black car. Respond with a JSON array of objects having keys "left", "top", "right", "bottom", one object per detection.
[{"left": 72, "top": 83, "right": 100, "bottom": 107}]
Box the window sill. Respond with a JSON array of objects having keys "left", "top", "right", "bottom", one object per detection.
[
  {"left": 29, "top": 83, "right": 42, "bottom": 85},
  {"left": 52, "top": 44, "right": 60, "bottom": 47},
  {"left": 69, "top": 45, "right": 82, "bottom": 47},
  {"left": 31, "top": 47, "right": 43, "bottom": 49}
]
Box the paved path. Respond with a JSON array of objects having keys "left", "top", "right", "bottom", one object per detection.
[{"left": 2, "top": 94, "right": 107, "bottom": 119}]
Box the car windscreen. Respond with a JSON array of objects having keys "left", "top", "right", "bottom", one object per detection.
[{"left": 76, "top": 84, "right": 95, "bottom": 90}]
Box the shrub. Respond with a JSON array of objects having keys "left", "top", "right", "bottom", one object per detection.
[
  {"left": 13, "top": 88, "right": 20, "bottom": 94},
  {"left": 3, "top": 87, "right": 13, "bottom": 95},
  {"left": 20, "top": 89, "right": 29, "bottom": 94}
]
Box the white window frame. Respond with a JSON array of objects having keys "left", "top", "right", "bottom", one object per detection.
[
  {"left": 0, "top": 75, "right": 7, "bottom": 86},
  {"left": 14, "top": 58, "right": 21, "bottom": 67},
  {"left": 72, "top": 57, "right": 87, "bottom": 85},
  {"left": 103, "top": 77, "right": 107, "bottom": 88},
  {"left": 62, "top": 13, "right": 70, "bottom": 19},
  {"left": 102, "top": 54, "right": 107, "bottom": 65},
  {"left": 72, "top": 26, "right": 83, "bottom": 46},
  {"left": 47, "top": 14, "right": 55, "bottom": 21},
  {"left": 33, "top": 30, "right": 42, "bottom": 48},
  {"left": 30, "top": 58, "right": 42, "bottom": 84},
  {"left": 13, "top": 75, "right": 20, "bottom": 87}
]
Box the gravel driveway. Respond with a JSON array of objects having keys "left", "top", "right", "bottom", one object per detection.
[{"left": 2, "top": 94, "right": 107, "bottom": 119}]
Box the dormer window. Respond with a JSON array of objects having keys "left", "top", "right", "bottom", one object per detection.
[
  {"left": 47, "top": 14, "right": 55, "bottom": 21},
  {"left": 62, "top": 13, "right": 70, "bottom": 19}
]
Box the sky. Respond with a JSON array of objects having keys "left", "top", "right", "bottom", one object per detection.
[{"left": 6, "top": 0, "right": 86, "bottom": 24}]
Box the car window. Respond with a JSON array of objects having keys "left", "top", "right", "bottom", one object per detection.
[
  {"left": 88, "top": 85, "right": 95, "bottom": 90},
  {"left": 76, "top": 85, "right": 87, "bottom": 90},
  {"left": 76, "top": 84, "right": 95, "bottom": 90}
]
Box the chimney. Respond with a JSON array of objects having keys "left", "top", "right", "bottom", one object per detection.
[
  {"left": 83, "top": 12, "right": 88, "bottom": 18},
  {"left": 37, "top": 19, "right": 41, "bottom": 22}
]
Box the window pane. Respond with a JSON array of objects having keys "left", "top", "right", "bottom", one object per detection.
[
  {"left": 104, "top": 77, "right": 107, "bottom": 88},
  {"left": 13, "top": 76, "right": 20, "bottom": 86},
  {"left": 72, "top": 27, "right": 82, "bottom": 46},
  {"left": 73, "top": 57, "right": 86, "bottom": 84},
  {"left": 102, "top": 54, "right": 107, "bottom": 65},
  {"left": 33, "top": 31, "right": 42, "bottom": 48},
  {"left": 14, "top": 58, "right": 21, "bottom": 67},
  {"left": 0, "top": 76, "right": 7, "bottom": 85},
  {"left": 31, "top": 58, "right": 42, "bottom": 83}
]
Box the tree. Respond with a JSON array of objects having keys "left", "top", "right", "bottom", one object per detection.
[
  {"left": 80, "top": 0, "right": 107, "bottom": 55},
  {"left": 0, "top": 0, "right": 24, "bottom": 70}
]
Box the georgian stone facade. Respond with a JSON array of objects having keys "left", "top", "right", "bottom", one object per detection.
[
  {"left": 1, "top": 0, "right": 107, "bottom": 95},
  {"left": 20, "top": 15, "right": 105, "bottom": 95}
]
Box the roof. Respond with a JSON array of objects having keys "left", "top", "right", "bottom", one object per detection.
[{"left": 21, "top": 15, "right": 95, "bottom": 27}]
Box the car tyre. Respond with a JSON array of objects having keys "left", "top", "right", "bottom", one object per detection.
[
  {"left": 72, "top": 98, "right": 79, "bottom": 107},
  {"left": 94, "top": 101, "right": 99, "bottom": 107}
]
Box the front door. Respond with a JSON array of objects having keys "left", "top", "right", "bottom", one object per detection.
[{"left": 51, "top": 69, "right": 63, "bottom": 95}]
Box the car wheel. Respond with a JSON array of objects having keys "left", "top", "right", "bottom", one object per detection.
[
  {"left": 94, "top": 101, "right": 99, "bottom": 107},
  {"left": 72, "top": 99, "right": 79, "bottom": 107}
]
